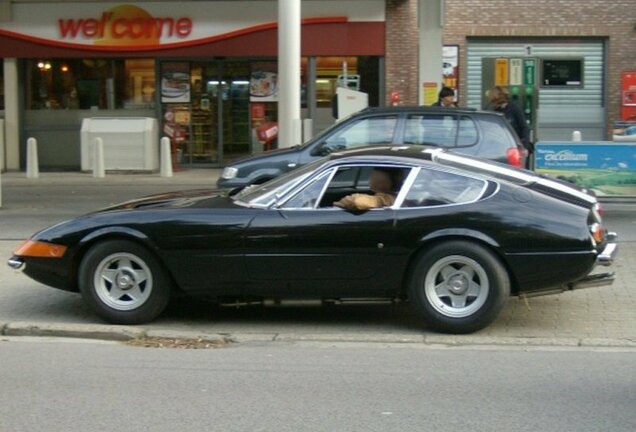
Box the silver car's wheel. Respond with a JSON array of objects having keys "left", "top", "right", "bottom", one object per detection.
[
  {"left": 424, "top": 255, "right": 489, "bottom": 318},
  {"left": 93, "top": 252, "right": 153, "bottom": 311}
]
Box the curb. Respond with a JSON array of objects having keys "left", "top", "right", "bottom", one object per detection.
[{"left": 1, "top": 321, "right": 636, "bottom": 348}]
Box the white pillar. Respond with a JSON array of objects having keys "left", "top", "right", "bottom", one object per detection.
[
  {"left": 26, "top": 137, "right": 39, "bottom": 179},
  {"left": 93, "top": 137, "right": 105, "bottom": 178},
  {"left": 160, "top": 137, "right": 173, "bottom": 177},
  {"left": 278, "top": 0, "right": 301, "bottom": 148},
  {"left": 418, "top": 0, "right": 444, "bottom": 105},
  {"left": 4, "top": 58, "right": 20, "bottom": 170}
]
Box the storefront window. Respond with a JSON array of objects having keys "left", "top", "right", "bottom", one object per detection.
[
  {"left": 314, "top": 56, "right": 380, "bottom": 108},
  {"left": 25, "top": 59, "right": 156, "bottom": 110}
]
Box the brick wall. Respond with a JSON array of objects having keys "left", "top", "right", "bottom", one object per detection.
[
  {"left": 385, "top": 0, "right": 419, "bottom": 106},
  {"left": 442, "top": 0, "right": 636, "bottom": 137}
]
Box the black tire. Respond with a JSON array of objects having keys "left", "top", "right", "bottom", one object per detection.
[
  {"left": 408, "top": 240, "right": 510, "bottom": 334},
  {"left": 79, "top": 240, "right": 171, "bottom": 324}
]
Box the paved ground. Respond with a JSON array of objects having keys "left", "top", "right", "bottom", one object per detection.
[
  {"left": 0, "top": 170, "right": 635, "bottom": 346},
  {"left": 1, "top": 337, "right": 634, "bottom": 432}
]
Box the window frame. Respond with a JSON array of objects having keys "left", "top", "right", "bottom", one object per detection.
[
  {"left": 397, "top": 166, "right": 491, "bottom": 210},
  {"left": 276, "top": 162, "right": 417, "bottom": 211}
]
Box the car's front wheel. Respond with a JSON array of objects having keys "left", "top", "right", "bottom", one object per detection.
[
  {"left": 78, "top": 240, "right": 171, "bottom": 324},
  {"left": 408, "top": 241, "right": 510, "bottom": 334}
]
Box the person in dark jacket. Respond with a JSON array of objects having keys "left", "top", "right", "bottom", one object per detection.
[
  {"left": 431, "top": 86, "right": 457, "bottom": 108},
  {"left": 488, "top": 86, "right": 531, "bottom": 152}
]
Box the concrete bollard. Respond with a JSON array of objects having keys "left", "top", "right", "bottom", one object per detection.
[
  {"left": 160, "top": 137, "right": 173, "bottom": 178},
  {"left": 572, "top": 130, "right": 582, "bottom": 142},
  {"left": 93, "top": 137, "right": 105, "bottom": 178},
  {"left": 26, "top": 137, "right": 39, "bottom": 179},
  {"left": 302, "top": 118, "right": 313, "bottom": 143}
]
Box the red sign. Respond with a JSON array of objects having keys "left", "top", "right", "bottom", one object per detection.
[
  {"left": 390, "top": 91, "right": 401, "bottom": 106},
  {"left": 57, "top": 5, "right": 192, "bottom": 46}
]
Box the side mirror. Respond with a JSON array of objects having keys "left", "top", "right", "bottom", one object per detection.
[{"left": 310, "top": 142, "right": 329, "bottom": 157}]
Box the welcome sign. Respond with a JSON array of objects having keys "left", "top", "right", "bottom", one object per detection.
[
  {"left": 57, "top": 5, "right": 193, "bottom": 46},
  {"left": 0, "top": 1, "right": 384, "bottom": 51}
]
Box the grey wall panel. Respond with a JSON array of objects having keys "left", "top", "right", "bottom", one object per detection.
[{"left": 466, "top": 39, "right": 605, "bottom": 140}]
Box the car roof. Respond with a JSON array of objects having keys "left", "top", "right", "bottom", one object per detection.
[
  {"left": 327, "top": 145, "right": 538, "bottom": 184},
  {"left": 356, "top": 106, "right": 501, "bottom": 117}
]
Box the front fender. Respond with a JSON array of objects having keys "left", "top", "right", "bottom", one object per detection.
[{"left": 78, "top": 226, "right": 158, "bottom": 252}]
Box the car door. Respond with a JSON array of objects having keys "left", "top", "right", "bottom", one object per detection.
[{"left": 243, "top": 164, "right": 412, "bottom": 298}]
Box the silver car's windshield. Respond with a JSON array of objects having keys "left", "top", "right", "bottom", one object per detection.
[{"left": 232, "top": 159, "right": 325, "bottom": 208}]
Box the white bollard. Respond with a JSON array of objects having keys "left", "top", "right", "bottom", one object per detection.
[
  {"left": 93, "top": 137, "right": 105, "bottom": 178},
  {"left": 160, "top": 137, "right": 173, "bottom": 178},
  {"left": 26, "top": 137, "right": 39, "bottom": 179},
  {"left": 572, "top": 130, "right": 582, "bottom": 142},
  {"left": 302, "top": 118, "right": 313, "bottom": 143}
]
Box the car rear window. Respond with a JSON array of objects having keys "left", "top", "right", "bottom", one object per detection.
[{"left": 475, "top": 115, "right": 518, "bottom": 159}]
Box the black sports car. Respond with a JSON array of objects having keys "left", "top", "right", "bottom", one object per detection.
[{"left": 8, "top": 146, "right": 618, "bottom": 334}]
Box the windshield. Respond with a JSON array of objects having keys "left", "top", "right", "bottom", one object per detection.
[{"left": 232, "top": 159, "right": 326, "bottom": 207}]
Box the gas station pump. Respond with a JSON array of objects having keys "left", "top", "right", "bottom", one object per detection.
[{"left": 481, "top": 57, "right": 539, "bottom": 149}]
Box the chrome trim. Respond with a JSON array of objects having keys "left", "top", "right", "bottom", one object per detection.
[
  {"left": 606, "top": 231, "right": 618, "bottom": 242},
  {"left": 567, "top": 272, "right": 615, "bottom": 290},
  {"left": 7, "top": 257, "right": 25, "bottom": 270},
  {"left": 597, "top": 242, "right": 618, "bottom": 266},
  {"left": 392, "top": 167, "right": 420, "bottom": 209}
]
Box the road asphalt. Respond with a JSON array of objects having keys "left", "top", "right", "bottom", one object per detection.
[
  {"left": 0, "top": 170, "right": 635, "bottom": 348},
  {"left": 1, "top": 337, "right": 635, "bottom": 432}
]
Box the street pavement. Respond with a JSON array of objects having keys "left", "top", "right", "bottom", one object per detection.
[
  {"left": 0, "top": 170, "right": 635, "bottom": 346},
  {"left": 1, "top": 337, "right": 634, "bottom": 432}
]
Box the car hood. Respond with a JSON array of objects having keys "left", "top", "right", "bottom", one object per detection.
[
  {"left": 96, "top": 189, "right": 238, "bottom": 213},
  {"left": 229, "top": 146, "right": 301, "bottom": 167}
]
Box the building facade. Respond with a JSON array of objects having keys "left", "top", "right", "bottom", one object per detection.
[
  {"left": 0, "top": 0, "right": 392, "bottom": 170},
  {"left": 1, "top": 0, "right": 634, "bottom": 171},
  {"left": 442, "top": 0, "right": 636, "bottom": 141}
]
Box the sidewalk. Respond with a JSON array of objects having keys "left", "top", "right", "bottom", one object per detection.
[{"left": 0, "top": 169, "right": 635, "bottom": 347}]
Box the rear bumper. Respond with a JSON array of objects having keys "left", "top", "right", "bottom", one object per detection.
[{"left": 597, "top": 232, "right": 618, "bottom": 267}]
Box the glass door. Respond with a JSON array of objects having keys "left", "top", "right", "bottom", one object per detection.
[{"left": 220, "top": 62, "right": 251, "bottom": 163}]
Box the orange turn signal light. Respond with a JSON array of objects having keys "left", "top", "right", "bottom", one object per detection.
[
  {"left": 590, "top": 224, "right": 604, "bottom": 244},
  {"left": 14, "top": 240, "right": 67, "bottom": 258}
]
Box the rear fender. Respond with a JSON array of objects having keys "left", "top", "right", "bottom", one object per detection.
[{"left": 420, "top": 228, "right": 500, "bottom": 248}]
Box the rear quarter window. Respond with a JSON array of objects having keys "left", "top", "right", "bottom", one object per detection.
[{"left": 402, "top": 168, "right": 487, "bottom": 208}]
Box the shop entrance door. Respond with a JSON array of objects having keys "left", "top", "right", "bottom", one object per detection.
[{"left": 165, "top": 61, "right": 250, "bottom": 166}]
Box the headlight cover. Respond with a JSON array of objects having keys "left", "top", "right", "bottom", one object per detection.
[{"left": 221, "top": 167, "right": 238, "bottom": 179}]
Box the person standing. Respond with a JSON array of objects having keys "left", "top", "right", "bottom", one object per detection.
[
  {"left": 488, "top": 86, "right": 531, "bottom": 153},
  {"left": 431, "top": 86, "right": 457, "bottom": 108}
]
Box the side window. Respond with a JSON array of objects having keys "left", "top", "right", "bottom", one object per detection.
[
  {"left": 321, "top": 117, "right": 397, "bottom": 153},
  {"left": 282, "top": 170, "right": 333, "bottom": 209},
  {"left": 403, "top": 114, "right": 457, "bottom": 147},
  {"left": 402, "top": 168, "right": 486, "bottom": 208},
  {"left": 457, "top": 116, "right": 479, "bottom": 146}
]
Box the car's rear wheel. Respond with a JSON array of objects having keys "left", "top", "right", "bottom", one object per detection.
[
  {"left": 79, "top": 240, "right": 171, "bottom": 324},
  {"left": 408, "top": 240, "right": 510, "bottom": 334}
]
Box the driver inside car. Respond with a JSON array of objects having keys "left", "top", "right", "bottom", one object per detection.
[{"left": 334, "top": 168, "right": 402, "bottom": 211}]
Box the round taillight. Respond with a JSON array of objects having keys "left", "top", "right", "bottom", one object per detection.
[{"left": 506, "top": 148, "right": 522, "bottom": 167}]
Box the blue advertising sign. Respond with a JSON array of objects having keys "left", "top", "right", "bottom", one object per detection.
[{"left": 535, "top": 141, "right": 636, "bottom": 197}]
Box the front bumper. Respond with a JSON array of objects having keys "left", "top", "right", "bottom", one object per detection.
[{"left": 7, "top": 256, "right": 25, "bottom": 270}]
